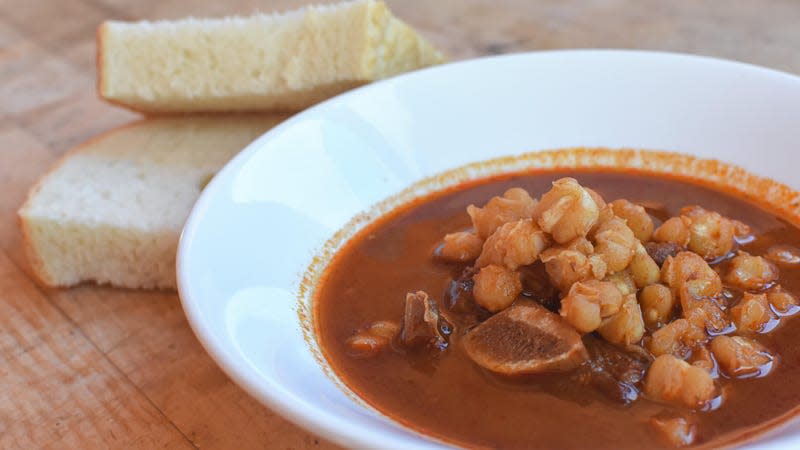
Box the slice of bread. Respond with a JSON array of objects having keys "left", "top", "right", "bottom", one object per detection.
[
  {"left": 18, "top": 115, "right": 286, "bottom": 289},
  {"left": 97, "top": 0, "right": 444, "bottom": 113}
]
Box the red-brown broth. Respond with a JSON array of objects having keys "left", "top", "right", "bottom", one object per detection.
[{"left": 314, "top": 170, "right": 800, "bottom": 449}]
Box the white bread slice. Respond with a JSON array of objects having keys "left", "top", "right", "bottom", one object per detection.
[
  {"left": 18, "top": 115, "right": 286, "bottom": 289},
  {"left": 97, "top": 0, "right": 445, "bottom": 113}
]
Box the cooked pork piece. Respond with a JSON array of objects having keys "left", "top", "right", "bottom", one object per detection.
[
  {"left": 462, "top": 301, "right": 587, "bottom": 375},
  {"left": 399, "top": 291, "right": 450, "bottom": 350}
]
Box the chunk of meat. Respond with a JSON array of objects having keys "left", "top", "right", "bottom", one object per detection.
[
  {"left": 597, "top": 294, "right": 645, "bottom": 345},
  {"left": 518, "top": 262, "right": 560, "bottom": 312},
  {"left": 630, "top": 243, "right": 661, "bottom": 288},
  {"left": 540, "top": 237, "right": 606, "bottom": 293},
  {"left": 653, "top": 216, "right": 692, "bottom": 247},
  {"left": 610, "top": 199, "right": 655, "bottom": 242},
  {"left": 680, "top": 205, "right": 736, "bottom": 260},
  {"left": 767, "top": 286, "right": 799, "bottom": 316},
  {"left": 534, "top": 178, "right": 600, "bottom": 244},
  {"left": 472, "top": 264, "right": 522, "bottom": 313},
  {"left": 649, "top": 414, "right": 697, "bottom": 448},
  {"left": 475, "top": 219, "right": 550, "bottom": 269},
  {"left": 436, "top": 231, "right": 483, "bottom": 262},
  {"left": 559, "top": 280, "right": 623, "bottom": 333},
  {"left": 346, "top": 321, "right": 400, "bottom": 358},
  {"left": 710, "top": 335, "right": 775, "bottom": 378},
  {"left": 639, "top": 283, "right": 675, "bottom": 329},
  {"left": 399, "top": 291, "right": 449, "bottom": 349},
  {"left": 661, "top": 251, "right": 722, "bottom": 298},
  {"left": 593, "top": 216, "right": 638, "bottom": 273},
  {"left": 644, "top": 354, "right": 717, "bottom": 409},
  {"left": 581, "top": 337, "right": 652, "bottom": 404},
  {"left": 645, "top": 241, "right": 685, "bottom": 267},
  {"left": 730, "top": 292, "right": 774, "bottom": 333},
  {"left": 467, "top": 188, "right": 538, "bottom": 239},
  {"left": 445, "top": 269, "right": 494, "bottom": 328},
  {"left": 725, "top": 252, "right": 779, "bottom": 291},
  {"left": 444, "top": 268, "right": 476, "bottom": 314},
  {"left": 463, "top": 301, "right": 588, "bottom": 375},
  {"left": 647, "top": 318, "right": 706, "bottom": 358}
]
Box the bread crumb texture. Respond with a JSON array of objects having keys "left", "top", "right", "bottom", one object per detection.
[
  {"left": 98, "top": 0, "right": 445, "bottom": 113},
  {"left": 18, "top": 115, "right": 285, "bottom": 289}
]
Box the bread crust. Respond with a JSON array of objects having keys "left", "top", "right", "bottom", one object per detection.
[
  {"left": 95, "top": 22, "right": 105, "bottom": 104},
  {"left": 98, "top": 80, "right": 366, "bottom": 117},
  {"left": 95, "top": 22, "right": 155, "bottom": 115},
  {"left": 18, "top": 213, "right": 54, "bottom": 287}
]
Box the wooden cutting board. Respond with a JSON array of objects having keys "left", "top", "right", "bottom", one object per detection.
[{"left": 2, "top": 0, "right": 799, "bottom": 448}]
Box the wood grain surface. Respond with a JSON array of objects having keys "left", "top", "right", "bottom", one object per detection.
[{"left": 1, "top": 0, "right": 799, "bottom": 448}]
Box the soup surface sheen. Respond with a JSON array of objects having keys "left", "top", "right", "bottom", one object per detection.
[{"left": 315, "top": 170, "right": 800, "bottom": 449}]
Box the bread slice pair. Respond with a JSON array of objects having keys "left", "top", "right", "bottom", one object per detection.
[
  {"left": 20, "top": 1, "right": 445, "bottom": 290},
  {"left": 98, "top": 0, "right": 445, "bottom": 113},
  {"left": 19, "top": 115, "right": 285, "bottom": 289}
]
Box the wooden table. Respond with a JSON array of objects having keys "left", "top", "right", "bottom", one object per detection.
[{"left": 2, "top": 0, "right": 799, "bottom": 448}]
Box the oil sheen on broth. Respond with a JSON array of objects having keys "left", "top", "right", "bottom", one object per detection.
[{"left": 314, "top": 170, "right": 800, "bottom": 449}]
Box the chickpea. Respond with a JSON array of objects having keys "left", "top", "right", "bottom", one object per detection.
[
  {"left": 680, "top": 206, "right": 736, "bottom": 260},
  {"left": 640, "top": 284, "right": 675, "bottom": 328},
  {"left": 649, "top": 415, "right": 696, "bottom": 447},
  {"left": 610, "top": 199, "right": 654, "bottom": 242},
  {"left": 597, "top": 294, "right": 645, "bottom": 345},
  {"left": 534, "top": 178, "right": 600, "bottom": 244},
  {"left": 587, "top": 255, "right": 608, "bottom": 281},
  {"left": 541, "top": 248, "right": 590, "bottom": 293},
  {"left": 732, "top": 219, "right": 753, "bottom": 243},
  {"left": 767, "top": 286, "right": 799, "bottom": 315},
  {"left": 346, "top": 335, "right": 385, "bottom": 358},
  {"left": 653, "top": 216, "right": 691, "bottom": 247},
  {"left": 346, "top": 320, "right": 400, "bottom": 358},
  {"left": 560, "top": 291, "right": 601, "bottom": 333},
  {"left": 473, "top": 264, "right": 522, "bottom": 312},
  {"left": 647, "top": 318, "right": 706, "bottom": 358},
  {"left": 540, "top": 238, "right": 606, "bottom": 293},
  {"left": 593, "top": 216, "right": 638, "bottom": 272},
  {"left": 764, "top": 244, "right": 800, "bottom": 265},
  {"left": 476, "top": 219, "right": 550, "bottom": 269},
  {"left": 467, "top": 187, "right": 537, "bottom": 239},
  {"left": 586, "top": 188, "right": 615, "bottom": 234},
  {"left": 586, "top": 187, "right": 607, "bottom": 209},
  {"left": 595, "top": 206, "right": 616, "bottom": 230},
  {"left": 689, "top": 345, "right": 716, "bottom": 374},
  {"left": 725, "top": 252, "right": 779, "bottom": 291},
  {"left": 560, "top": 280, "right": 623, "bottom": 333},
  {"left": 629, "top": 243, "right": 661, "bottom": 288},
  {"left": 730, "top": 292, "right": 774, "bottom": 333},
  {"left": 605, "top": 270, "right": 636, "bottom": 296},
  {"left": 567, "top": 236, "right": 594, "bottom": 254},
  {"left": 437, "top": 231, "right": 483, "bottom": 262},
  {"left": 644, "top": 354, "right": 717, "bottom": 409},
  {"left": 661, "top": 251, "right": 722, "bottom": 298},
  {"left": 680, "top": 286, "right": 729, "bottom": 333},
  {"left": 710, "top": 335, "right": 774, "bottom": 378}
]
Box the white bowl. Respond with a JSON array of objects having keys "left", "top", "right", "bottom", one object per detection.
[{"left": 178, "top": 50, "right": 800, "bottom": 449}]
